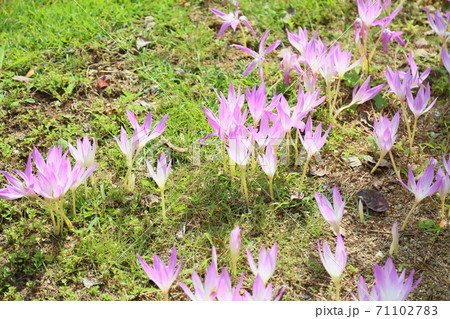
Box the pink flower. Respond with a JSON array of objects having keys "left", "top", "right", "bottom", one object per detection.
[
  {"left": 298, "top": 117, "right": 332, "bottom": 158},
  {"left": 406, "top": 82, "right": 437, "bottom": 119},
  {"left": 317, "top": 234, "right": 347, "bottom": 284},
  {"left": 209, "top": 0, "right": 256, "bottom": 38},
  {"left": 68, "top": 134, "right": 97, "bottom": 168},
  {"left": 246, "top": 242, "right": 278, "bottom": 285},
  {"left": 373, "top": 112, "right": 400, "bottom": 156},
  {"left": 242, "top": 275, "right": 285, "bottom": 301},
  {"left": 314, "top": 186, "right": 345, "bottom": 234},
  {"left": 137, "top": 246, "right": 183, "bottom": 298}
]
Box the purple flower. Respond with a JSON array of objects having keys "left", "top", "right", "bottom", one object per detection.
[
  {"left": 68, "top": 135, "right": 97, "bottom": 168},
  {"left": 246, "top": 242, "right": 278, "bottom": 285},
  {"left": 385, "top": 66, "right": 413, "bottom": 102},
  {"left": 401, "top": 51, "right": 432, "bottom": 88},
  {"left": 280, "top": 50, "right": 300, "bottom": 85},
  {"left": 179, "top": 247, "right": 219, "bottom": 301},
  {"left": 287, "top": 27, "right": 315, "bottom": 54},
  {"left": 137, "top": 245, "right": 183, "bottom": 299},
  {"left": 406, "top": 82, "right": 437, "bottom": 119},
  {"left": 349, "top": 76, "right": 385, "bottom": 106},
  {"left": 209, "top": 0, "right": 256, "bottom": 38},
  {"left": 381, "top": 29, "right": 405, "bottom": 53},
  {"left": 232, "top": 30, "right": 281, "bottom": 82},
  {"left": 333, "top": 43, "right": 363, "bottom": 78},
  {"left": 242, "top": 275, "right": 285, "bottom": 301},
  {"left": 227, "top": 126, "right": 253, "bottom": 167},
  {"left": 314, "top": 186, "right": 345, "bottom": 234},
  {"left": 442, "top": 46, "right": 450, "bottom": 75},
  {"left": 292, "top": 87, "right": 325, "bottom": 125},
  {"left": 356, "top": 0, "right": 386, "bottom": 29},
  {"left": 216, "top": 268, "right": 245, "bottom": 301},
  {"left": 355, "top": 258, "right": 422, "bottom": 301},
  {"left": 297, "top": 37, "right": 327, "bottom": 75},
  {"left": 258, "top": 144, "right": 277, "bottom": 179},
  {"left": 426, "top": 8, "right": 449, "bottom": 41},
  {"left": 146, "top": 151, "right": 171, "bottom": 190},
  {"left": 298, "top": 117, "right": 332, "bottom": 158},
  {"left": 373, "top": 112, "right": 400, "bottom": 156},
  {"left": 127, "top": 109, "right": 168, "bottom": 153},
  {"left": 246, "top": 82, "right": 269, "bottom": 127},
  {"left": 115, "top": 126, "right": 138, "bottom": 168},
  {"left": 397, "top": 160, "right": 441, "bottom": 204},
  {"left": 317, "top": 234, "right": 347, "bottom": 284},
  {"left": 0, "top": 154, "right": 37, "bottom": 200},
  {"left": 436, "top": 167, "right": 449, "bottom": 203},
  {"left": 253, "top": 113, "right": 284, "bottom": 150}
]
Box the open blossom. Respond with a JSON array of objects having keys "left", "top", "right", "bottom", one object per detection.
[
  {"left": 385, "top": 66, "right": 413, "bottom": 102},
  {"left": 232, "top": 30, "right": 281, "bottom": 81},
  {"left": 209, "top": 0, "right": 256, "bottom": 38},
  {"left": 287, "top": 27, "right": 315, "bottom": 54},
  {"left": 216, "top": 268, "right": 244, "bottom": 301},
  {"left": 317, "top": 234, "right": 347, "bottom": 284},
  {"left": 314, "top": 186, "right": 345, "bottom": 234},
  {"left": 354, "top": 258, "right": 422, "bottom": 301},
  {"left": 246, "top": 243, "right": 278, "bottom": 285},
  {"left": 381, "top": 29, "right": 405, "bottom": 53},
  {"left": 0, "top": 154, "right": 37, "bottom": 200},
  {"left": 127, "top": 109, "right": 168, "bottom": 153},
  {"left": 298, "top": 117, "right": 332, "bottom": 158},
  {"left": 179, "top": 247, "right": 219, "bottom": 301},
  {"left": 425, "top": 8, "right": 449, "bottom": 41},
  {"left": 442, "top": 47, "right": 450, "bottom": 75},
  {"left": 401, "top": 51, "right": 432, "bottom": 88},
  {"left": 356, "top": 0, "right": 387, "bottom": 29},
  {"left": 146, "top": 152, "right": 171, "bottom": 190},
  {"left": 397, "top": 160, "right": 441, "bottom": 203},
  {"left": 406, "top": 83, "right": 437, "bottom": 119},
  {"left": 68, "top": 135, "right": 97, "bottom": 168},
  {"left": 349, "top": 76, "right": 385, "bottom": 106},
  {"left": 333, "top": 43, "right": 363, "bottom": 78},
  {"left": 115, "top": 126, "right": 138, "bottom": 167},
  {"left": 373, "top": 112, "right": 400, "bottom": 156},
  {"left": 137, "top": 245, "right": 183, "bottom": 298},
  {"left": 227, "top": 127, "right": 253, "bottom": 167},
  {"left": 280, "top": 50, "right": 300, "bottom": 85}
]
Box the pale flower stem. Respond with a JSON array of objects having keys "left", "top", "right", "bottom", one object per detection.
[
  {"left": 286, "top": 131, "right": 291, "bottom": 164},
  {"left": 409, "top": 116, "right": 418, "bottom": 149},
  {"left": 231, "top": 261, "right": 237, "bottom": 278},
  {"left": 239, "top": 24, "right": 247, "bottom": 47},
  {"left": 57, "top": 198, "right": 74, "bottom": 231},
  {"left": 400, "top": 101, "right": 412, "bottom": 142},
  {"left": 90, "top": 174, "right": 95, "bottom": 188},
  {"left": 71, "top": 189, "right": 76, "bottom": 216},
  {"left": 269, "top": 176, "right": 274, "bottom": 199},
  {"left": 222, "top": 142, "right": 228, "bottom": 174},
  {"left": 401, "top": 201, "right": 419, "bottom": 231},
  {"left": 299, "top": 156, "right": 311, "bottom": 192},
  {"left": 370, "top": 152, "right": 387, "bottom": 174},
  {"left": 334, "top": 280, "right": 341, "bottom": 301},
  {"left": 230, "top": 163, "right": 236, "bottom": 180},
  {"left": 326, "top": 80, "right": 333, "bottom": 121},
  {"left": 84, "top": 180, "right": 87, "bottom": 197},
  {"left": 239, "top": 165, "right": 250, "bottom": 207},
  {"left": 441, "top": 196, "right": 446, "bottom": 220},
  {"left": 334, "top": 103, "right": 354, "bottom": 119},
  {"left": 331, "top": 77, "right": 342, "bottom": 115},
  {"left": 123, "top": 166, "right": 132, "bottom": 191},
  {"left": 163, "top": 291, "right": 169, "bottom": 301},
  {"left": 388, "top": 151, "right": 401, "bottom": 179},
  {"left": 47, "top": 201, "right": 57, "bottom": 233},
  {"left": 160, "top": 187, "right": 166, "bottom": 220}
]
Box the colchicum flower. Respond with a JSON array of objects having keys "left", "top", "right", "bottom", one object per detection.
[
  {"left": 242, "top": 275, "right": 285, "bottom": 301},
  {"left": 209, "top": 0, "right": 256, "bottom": 40},
  {"left": 425, "top": 8, "right": 449, "bottom": 42},
  {"left": 371, "top": 112, "right": 401, "bottom": 178},
  {"left": 397, "top": 159, "right": 441, "bottom": 230},
  {"left": 246, "top": 242, "right": 278, "bottom": 285},
  {"left": 298, "top": 117, "right": 332, "bottom": 190},
  {"left": 354, "top": 258, "right": 422, "bottom": 301},
  {"left": 314, "top": 186, "right": 345, "bottom": 234},
  {"left": 258, "top": 144, "right": 277, "bottom": 198},
  {"left": 232, "top": 30, "right": 281, "bottom": 82},
  {"left": 137, "top": 246, "right": 183, "bottom": 301},
  {"left": 317, "top": 234, "right": 347, "bottom": 300},
  {"left": 68, "top": 135, "right": 97, "bottom": 168},
  {"left": 146, "top": 152, "right": 172, "bottom": 219},
  {"left": 442, "top": 46, "right": 450, "bottom": 75}
]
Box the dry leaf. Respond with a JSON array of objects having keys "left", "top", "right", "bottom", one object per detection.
[
  {"left": 25, "top": 67, "right": 35, "bottom": 78},
  {"left": 136, "top": 36, "right": 151, "bottom": 50},
  {"left": 82, "top": 277, "right": 102, "bottom": 289},
  {"left": 12, "top": 76, "right": 32, "bottom": 83},
  {"left": 341, "top": 155, "right": 362, "bottom": 168},
  {"left": 356, "top": 189, "right": 389, "bottom": 212},
  {"left": 97, "top": 75, "right": 111, "bottom": 89}
]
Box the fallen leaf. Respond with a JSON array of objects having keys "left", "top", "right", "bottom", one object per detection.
[
  {"left": 290, "top": 190, "right": 304, "bottom": 201},
  {"left": 356, "top": 189, "right": 389, "bottom": 212},
  {"left": 82, "top": 277, "right": 102, "bottom": 289},
  {"left": 414, "top": 38, "right": 428, "bottom": 48},
  {"left": 12, "top": 76, "right": 32, "bottom": 83},
  {"left": 141, "top": 193, "right": 161, "bottom": 206},
  {"left": 309, "top": 165, "right": 328, "bottom": 177},
  {"left": 136, "top": 36, "right": 151, "bottom": 50},
  {"left": 97, "top": 75, "right": 111, "bottom": 89},
  {"left": 363, "top": 155, "right": 390, "bottom": 168},
  {"left": 144, "top": 16, "right": 156, "bottom": 30},
  {"left": 25, "top": 67, "right": 35, "bottom": 78},
  {"left": 415, "top": 48, "right": 431, "bottom": 58},
  {"left": 341, "top": 154, "right": 362, "bottom": 168},
  {"left": 160, "top": 136, "right": 188, "bottom": 153},
  {"left": 175, "top": 222, "right": 186, "bottom": 240}
]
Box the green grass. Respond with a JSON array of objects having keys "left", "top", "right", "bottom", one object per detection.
[{"left": 0, "top": 0, "right": 448, "bottom": 301}]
